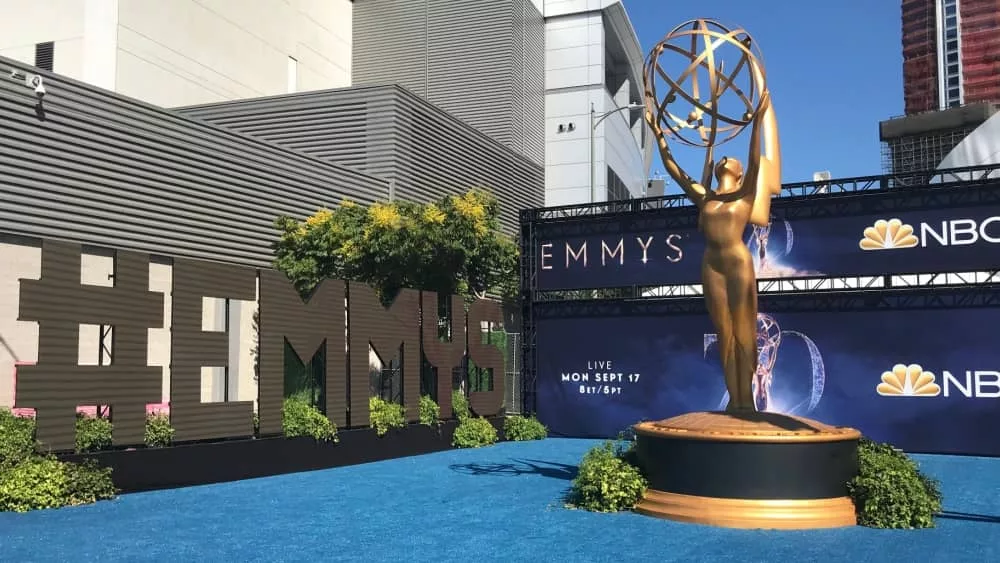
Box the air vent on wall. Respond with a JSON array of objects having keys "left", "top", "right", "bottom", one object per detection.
[{"left": 35, "top": 42, "right": 54, "bottom": 72}]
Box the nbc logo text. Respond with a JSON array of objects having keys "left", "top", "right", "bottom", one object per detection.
[
  {"left": 860, "top": 217, "right": 1000, "bottom": 251},
  {"left": 876, "top": 363, "right": 1000, "bottom": 398}
]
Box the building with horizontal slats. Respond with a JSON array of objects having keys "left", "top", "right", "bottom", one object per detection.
[
  {"left": 0, "top": 55, "right": 388, "bottom": 267},
  {"left": 177, "top": 84, "right": 545, "bottom": 234},
  {"left": 0, "top": 53, "right": 389, "bottom": 413},
  {"left": 352, "top": 0, "right": 546, "bottom": 168}
]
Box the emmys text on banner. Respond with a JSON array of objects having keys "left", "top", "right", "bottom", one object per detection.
[
  {"left": 534, "top": 205, "right": 1000, "bottom": 290},
  {"left": 534, "top": 307, "right": 1000, "bottom": 456}
]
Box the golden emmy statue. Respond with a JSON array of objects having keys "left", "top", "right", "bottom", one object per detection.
[
  {"left": 644, "top": 19, "right": 780, "bottom": 409},
  {"left": 631, "top": 19, "right": 861, "bottom": 530}
]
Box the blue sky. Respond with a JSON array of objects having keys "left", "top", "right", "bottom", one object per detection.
[{"left": 621, "top": 0, "right": 904, "bottom": 186}]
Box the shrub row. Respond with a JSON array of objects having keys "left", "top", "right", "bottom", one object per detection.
[
  {"left": 1, "top": 394, "right": 548, "bottom": 513},
  {"left": 0, "top": 409, "right": 116, "bottom": 513},
  {"left": 566, "top": 433, "right": 944, "bottom": 530}
]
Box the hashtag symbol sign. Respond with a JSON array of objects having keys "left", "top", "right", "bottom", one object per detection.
[{"left": 15, "top": 241, "right": 164, "bottom": 450}]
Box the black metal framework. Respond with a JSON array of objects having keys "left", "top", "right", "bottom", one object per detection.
[
  {"left": 528, "top": 163, "right": 1000, "bottom": 221},
  {"left": 518, "top": 165, "right": 1000, "bottom": 415}
]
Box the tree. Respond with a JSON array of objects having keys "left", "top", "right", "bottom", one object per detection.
[{"left": 273, "top": 189, "right": 519, "bottom": 303}]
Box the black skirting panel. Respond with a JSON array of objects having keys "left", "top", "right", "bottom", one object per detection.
[
  {"left": 59, "top": 418, "right": 505, "bottom": 493},
  {"left": 636, "top": 433, "right": 859, "bottom": 500}
]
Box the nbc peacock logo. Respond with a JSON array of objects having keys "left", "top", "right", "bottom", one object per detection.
[
  {"left": 876, "top": 363, "right": 941, "bottom": 397},
  {"left": 859, "top": 219, "right": 919, "bottom": 251}
]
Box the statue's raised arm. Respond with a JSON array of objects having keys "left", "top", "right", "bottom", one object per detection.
[
  {"left": 746, "top": 60, "right": 782, "bottom": 226},
  {"left": 643, "top": 92, "right": 709, "bottom": 206}
]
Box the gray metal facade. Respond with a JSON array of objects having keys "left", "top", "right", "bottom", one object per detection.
[
  {"left": 352, "top": 0, "right": 545, "bottom": 167},
  {"left": 0, "top": 56, "right": 389, "bottom": 268},
  {"left": 177, "top": 85, "right": 544, "bottom": 234}
]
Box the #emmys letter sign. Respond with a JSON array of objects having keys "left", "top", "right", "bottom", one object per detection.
[{"left": 14, "top": 240, "right": 504, "bottom": 450}]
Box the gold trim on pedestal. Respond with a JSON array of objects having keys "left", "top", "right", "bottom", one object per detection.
[
  {"left": 635, "top": 490, "right": 858, "bottom": 529},
  {"left": 634, "top": 411, "right": 862, "bottom": 444}
]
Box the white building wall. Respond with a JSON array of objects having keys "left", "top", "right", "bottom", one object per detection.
[
  {"left": 0, "top": 241, "right": 41, "bottom": 408},
  {"left": 0, "top": 0, "right": 353, "bottom": 107},
  {"left": 0, "top": 0, "right": 88, "bottom": 80},
  {"left": 936, "top": 110, "right": 1000, "bottom": 178},
  {"left": 545, "top": 11, "right": 605, "bottom": 206},
  {"left": 543, "top": 0, "right": 649, "bottom": 207}
]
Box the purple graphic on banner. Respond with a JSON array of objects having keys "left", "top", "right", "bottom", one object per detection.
[
  {"left": 746, "top": 218, "right": 823, "bottom": 279},
  {"left": 705, "top": 313, "right": 826, "bottom": 414},
  {"left": 535, "top": 307, "right": 1000, "bottom": 456}
]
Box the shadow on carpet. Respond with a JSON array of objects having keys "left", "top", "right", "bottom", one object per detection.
[
  {"left": 0, "top": 438, "right": 998, "bottom": 562},
  {"left": 449, "top": 457, "right": 578, "bottom": 480}
]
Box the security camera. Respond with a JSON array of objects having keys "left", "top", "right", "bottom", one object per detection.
[{"left": 29, "top": 75, "right": 45, "bottom": 98}]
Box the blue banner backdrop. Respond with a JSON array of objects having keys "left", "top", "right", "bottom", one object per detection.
[
  {"left": 535, "top": 307, "right": 1000, "bottom": 456},
  {"left": 535, "top": 205, "right": 1000, "bottom": 290}
]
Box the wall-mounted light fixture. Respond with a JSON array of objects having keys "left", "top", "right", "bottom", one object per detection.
[{"left": 5, "top": 68, "right": 47, "bottom": 120}]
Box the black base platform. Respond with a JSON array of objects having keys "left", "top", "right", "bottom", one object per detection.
[{"left": 632, "top": 411, "right": 861, "bottom": 529}]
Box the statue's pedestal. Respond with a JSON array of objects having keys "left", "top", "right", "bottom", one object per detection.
[{"left": 633, "top": 411, "right": 860, "bottom": 529}]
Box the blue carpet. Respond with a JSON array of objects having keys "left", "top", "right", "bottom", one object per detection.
[{"left": 1, "top": 438, "right": 998, "bottom": 562}]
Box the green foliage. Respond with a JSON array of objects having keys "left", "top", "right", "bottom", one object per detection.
[
  {"left": 62, "top": 459, "right": 116, "bottom": 506},
  {"left": 251, "top": 309, "right": 261, "bottom": 384},
  {"left": 847, "top": 438, "right": 943, "bottom": 529},
  {"left": 503, "top": 415, "right": 547, "bottom": 441},
  {"left": 419, "top": 395, "right": 441, "bottom": 427},
  {"left": 282, "top": 396, "right": 338, "bottom": 442},
  {"left": 144, "top": 413, "right": 174, "bottom": 448},
  {"left": 369, "top": 396, "right": 407, "bottom": 436},
  {"left": 0, "top": 408, "right": 37, "bottom": 469},
  {"left": 452, "top": 416, "right": 498, "bottom": 448},
  {"left": 0, "top": 455, "right": 69, "bottom": 512},
  {"left": 567, "top": 440, "right": 647, "bottom": 513},
  {"left": 613, "top": 430, "right": 642, "bottom": 470},
  {"left": 75, "top": 413, "right": 113, "bottom": 454},
  {"left": 0, "top": 456, "right": 116, "bottom": 513},
  {"left": 451, "top": 390, "right": 470, "bottom": 421},
  {"left": 273, "top": 189, "right": 519, "bottom": 302},
  {"left": 467, "top": 328, "right": 509, "bottom": 400},
  {"left": 486, "top": 328, "right": 508, "bottom": 373},
  {"left": 284, "top": 340, "right": 325, "bottom": 407},
  {"left": 0, "top": 410, "right": 118, "bottom": 513}
]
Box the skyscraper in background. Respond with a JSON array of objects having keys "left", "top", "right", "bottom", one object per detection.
[
  {"left": 902, "top": 0, "right": 1000, "bottom": 114},
  {"left": 881, "top": 0, "right": 1000, "bottom": 178}
]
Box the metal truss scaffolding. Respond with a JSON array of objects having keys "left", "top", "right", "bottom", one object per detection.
[{"left": 518, "top": 164, "right": 1000, "bottom": 415}]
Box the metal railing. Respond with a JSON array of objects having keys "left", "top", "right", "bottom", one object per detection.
[
  {"left": 504, "top": 331, "right": 521, "bottom": 414},
  {"left": 529, "top": 163, "right": 1000, "bottom": 221}
]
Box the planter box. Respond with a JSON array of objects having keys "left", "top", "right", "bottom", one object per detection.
[{"left": 59, "top": 417, "right": 505, "bottom": 493}]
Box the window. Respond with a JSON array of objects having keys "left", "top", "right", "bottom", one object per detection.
[
  {"left": 945, "top": 15, "right": 956, "bottom": 28},
  {"left": 946, "top": 40, "right": 958, "bottom": 51},
  {"left": 945, "top": 4, "right": 956, "bottom": 16},
  {"left": 948, "top": 87, "right": 960, "bottom": 99},
  {"left": 34, "top": 42, "right": 54, "bottom": 71},
  {"left": 606, "top": 167, "right": 632, "bottom": 201},
  {"left": 948, "top": 76, "right": 960, "bottom": 87},
  {"left": 946, "top": 29, "right": 957, "bottom": 40},
  {"left": 947, "top": 52, "right": 959, "bottom": 64}
]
